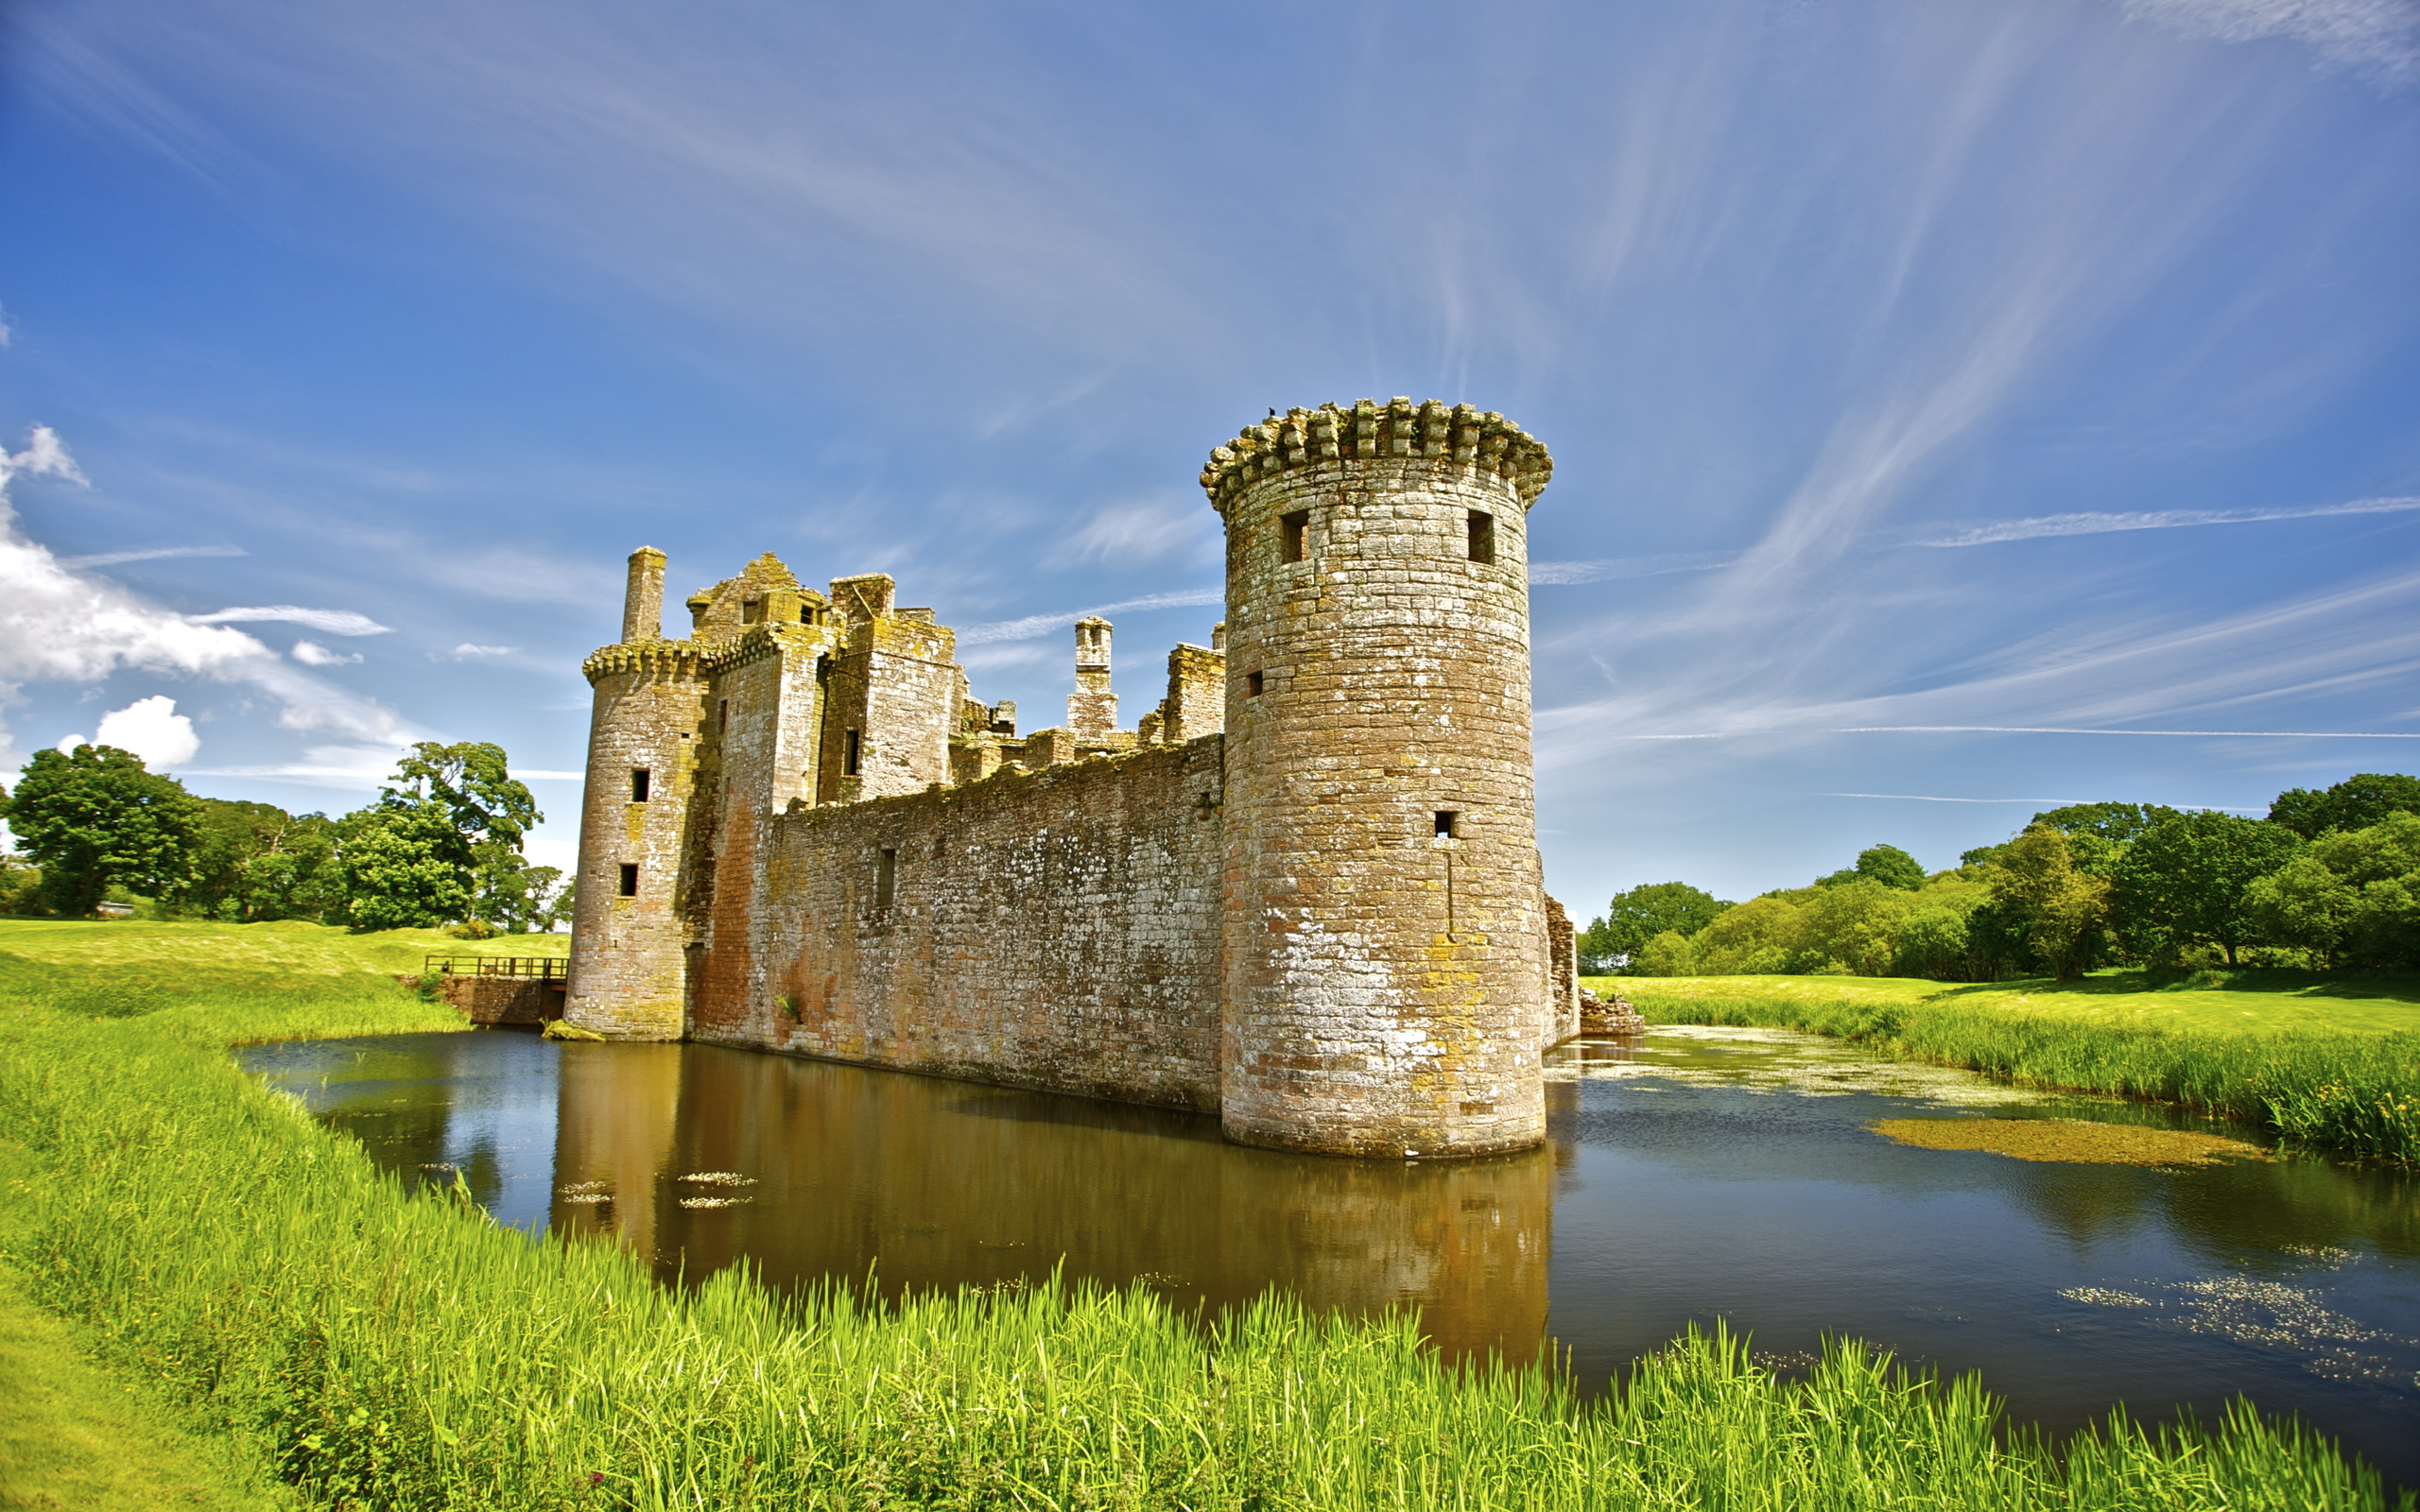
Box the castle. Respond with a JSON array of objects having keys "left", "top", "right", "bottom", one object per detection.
[{"left": 565, "top": 400, "right": 1580, "bottom": 1158}]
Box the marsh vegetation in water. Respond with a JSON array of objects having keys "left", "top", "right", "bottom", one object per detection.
[
  {"left": 242, "top": 1022, "right": 2420, "bottom": 1490},
  {"left": 1870, "top": 1117, "right": 2275, "bottom": 1167}
]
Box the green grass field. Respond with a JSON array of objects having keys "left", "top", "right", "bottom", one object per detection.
[
  {"left": 0, "top": 919, "right": 565, "bottom": 1026},
  {"left": 0, "top": 930, "right": 2402, "bottom": 1508},
  {"left": 1586, "top": 970, "right": 2420, "bottom": 1166},
  {"left": 1582, "top": 968, "right": 2420, "bottom": 1037},
  {"left": 0, "top": 917, "right": 567, "bottom": 978}
]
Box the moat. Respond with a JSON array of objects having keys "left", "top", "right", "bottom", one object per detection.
[{"left": 241, "top": 1025, "right": 2420, "bottom": 1489}]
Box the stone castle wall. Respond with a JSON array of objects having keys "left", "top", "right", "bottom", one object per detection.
[
  {"left": 568, "top": 399, "right": 1571, "bottom": 1159},
  {"left": 686, "top": 737, "right": 1228, "bottom": 1111}
]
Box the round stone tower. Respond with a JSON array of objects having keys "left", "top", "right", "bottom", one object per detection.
[
  {"left": 1203, "top": 399, "right": 1555, "bottom": 1159},
  {"left": 564, "top": 546, "right": 709, "bottom": 1041}
]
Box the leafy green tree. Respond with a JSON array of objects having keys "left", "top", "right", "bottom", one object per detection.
[
  {"left": 1981, "top": 825, "right": 2113, "bottom": 979},
  {"left": 172, "top": 799, "right": 293, "bottom": 919},
  {"left": 1893, "top": 888, "right": 1991, "bottom": 981},
  {"left": 342, "top": 742, "right": 542, "bottom": 931},
  {"left": 0, "top": 745, "right": 202, "bottom": 918},
  {"left": 1691, "top": 896, "right": 1811, "bottom": 975},
  {"left": 1632, "top": 929, "right": 1699, "bottom": 976},
  {"left": 2268, "top": 773, "right": 2420, "bottom": 839},
  {"left": 475, "top": 852, "right": 572, "bottom": 934},
  {"left": 533, "top": 872, "right": 577, "bottom": 933},
  {"left": 2242, "top": 854, "right": 2359, "bottom": 968},
  {"left": 241, "top": 812, "right": 348, "bottom": 922},
  {"left": 0, "top": 852, "right": 43, "bottom": 916},
  {"left": 384, "top": 741, "right": 540, "bottom": 853},
  {"left": 1817, "top": 844, "right": 1927, "bottom": 891},
  {"left": 2112, "top": 812, "right": 2304, "bottom": 967},
  {"left": 2028, "top": 802, "right": 2186, "bottom": 846},
  {"left": 343, "top": 805, "right": 475, "bottom": 930},
  {"left": 1582, "top": 881, "right": 1730, "bottom": 969},
  {"left": 2246, "top": 813, "right": 2420, "bottom": 969},
  {"left": 1801, "top": 880, "right": 1917, "bottom": 973}
]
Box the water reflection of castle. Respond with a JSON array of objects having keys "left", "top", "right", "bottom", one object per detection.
[{"left": 547, "top": 1040, "right": 1570, "bottom": 1363}]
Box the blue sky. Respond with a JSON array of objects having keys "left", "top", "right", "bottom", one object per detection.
[{"left": 1, "top": 0, "right": 2415, "bottom": 910}]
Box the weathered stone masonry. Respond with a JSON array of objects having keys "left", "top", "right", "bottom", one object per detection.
[{"left": 568, "top": 400, "right": 1579, "bottom": 1157}]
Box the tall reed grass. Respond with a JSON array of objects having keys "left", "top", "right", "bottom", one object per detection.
[
  {"left": 1622, "top": 988, "right": 2420, "bottom": 1167},
  {"left": 0, "top": 985, "right": 2407, "bottom": 1509}
]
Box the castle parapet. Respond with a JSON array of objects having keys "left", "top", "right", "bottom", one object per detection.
[{"left": 1200, "top": 400, "right": 1552, "bottom": 516}]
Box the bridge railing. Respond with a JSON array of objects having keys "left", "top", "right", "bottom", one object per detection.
[{"left": 424, "top": 955, "right": 568, "bottom": 982}]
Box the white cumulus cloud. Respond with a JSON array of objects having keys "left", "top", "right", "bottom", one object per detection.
[
  {"left": 68, "top": 695, "right": 202, "bottom": 768},
  {"left": 290, "top": 639, "right": 362, "bottom": 666},
  {"left": 448, "top": 643, "right": 515, "bottom": 659},
  {"left": 0, "top": 426, "right": 415, "bottom": 771}
]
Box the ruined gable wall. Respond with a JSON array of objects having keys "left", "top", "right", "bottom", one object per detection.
[
  {"left": 688, "top": 629, "right": 830, "bottom": 1043},
  {"left": 690, "top": 736, "right": 1227, "bottom": 1110}
]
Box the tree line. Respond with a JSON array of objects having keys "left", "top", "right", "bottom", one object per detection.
[
  {"left": 1581, "top": 772, "right": 2420, "bottom": 981},
  {"left": 0, "top": 740, "right": 570, "bottom": 935}
]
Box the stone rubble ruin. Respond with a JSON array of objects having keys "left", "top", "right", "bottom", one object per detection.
[{"left": 566, "top": 399, "right": 1586, "bottom": 1158}]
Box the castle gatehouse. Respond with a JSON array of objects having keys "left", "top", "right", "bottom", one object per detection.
[{"left": 566, "top": 401, "right": 1579, "bottom": 1158}]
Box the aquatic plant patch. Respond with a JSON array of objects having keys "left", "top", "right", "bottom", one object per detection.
[
  {"left": 1550, "top": 1024, "right": 2062, "bottom": 1107},
  {"left": 1869, "top": 1116, "right": 2274, "bottom": 1167},
  {"left": 2058, "top": 1249, "right": 2420, "bottom": 1391}
]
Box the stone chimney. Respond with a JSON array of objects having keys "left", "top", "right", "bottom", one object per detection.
[
  {"left": 622, "top": 547, "right": 666, "bottom": 643},
  {"left": 1068, "top": 616, "right": 1117, "bottom": 739}
]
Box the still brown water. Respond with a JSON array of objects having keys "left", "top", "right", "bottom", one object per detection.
[{"left": 241, "top": 1025, "right": 2420, "bottom": 1486}]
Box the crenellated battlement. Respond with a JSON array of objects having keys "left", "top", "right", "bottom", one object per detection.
[
  {"left": 580, "top": 640, "right": 718, "bottom": 681},
  {"left": 1199, "top": 398, "right": 1551, "bottom": 515}
]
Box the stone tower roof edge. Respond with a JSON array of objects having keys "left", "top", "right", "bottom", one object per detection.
[{"left": 1197, "top": 399, "right": 1551, "bottom": 515}]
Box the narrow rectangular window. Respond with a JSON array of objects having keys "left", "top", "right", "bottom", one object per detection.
[
  {"left": 1466, "top": 511, "right": 1495, "bottom": 564},
  {"left": 875, "top": 848, "right": 897, "bottom": 910},
  {"left": 1245, "top": 671, "right": 1264, "bottom": 697},
  {"left": 842, "top": 728, "right": 862, "bottom": 776},
  {"left": 1280, "top": 509, "right": 1309, "bottom": 563},
  {"left": 617, "top": 863, "right": 639, "bottom": 897},
  {"left": 718, "top": 697, "right": 730, "bottom": 730},
  {"left": 1435, "top": 810, "right": 1461, "bottom": 838},
  {"left": 630, "top": 767, "right": 650, "bottom": 802}
]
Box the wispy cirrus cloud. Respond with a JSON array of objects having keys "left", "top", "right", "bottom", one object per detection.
[
  {"left": 958, "top": 587, "right": 1223, "bottom": 645},
  {"left": 1530, "top": 552, "right": 1737, "bottom": 586},
  {"left": 58, "top": 543, "right": 247, "bottom": 568},
  {"left": 1536, "top": 558, "right": 2420, "bottom": 771},
  {"left": 190, "top": 605, "right": 390, "bottom": 636},
  {"left": 1045, "top": 495, "right": 1218, "bottom": 569},
  {"left": 1912, "top": 494, "right": 2420, "bottom": 547},
  {"left": 2119, "top": 0, "right": 2420, "bottom": 83}
]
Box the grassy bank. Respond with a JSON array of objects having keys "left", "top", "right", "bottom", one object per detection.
[
  {"left": 0, "top": 940, "right": 2404, "bottom": 1507},
  {"left": 0, "top": 916, "right": 566, "bottom": 976},
  {"left": 1590, "top": 971, "right": 2420, "bottom": 1166},
  {"left": 0, "top": 1259, "right": 301, "bottom": 1510}
]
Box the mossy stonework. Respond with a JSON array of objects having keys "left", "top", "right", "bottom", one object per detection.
[
  {"left": 1210, "top": 402, "right": 1557, "bottom": 1157},
  {"left": 567, "top": 402, "right": 1577, "bottom": 1157}
]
